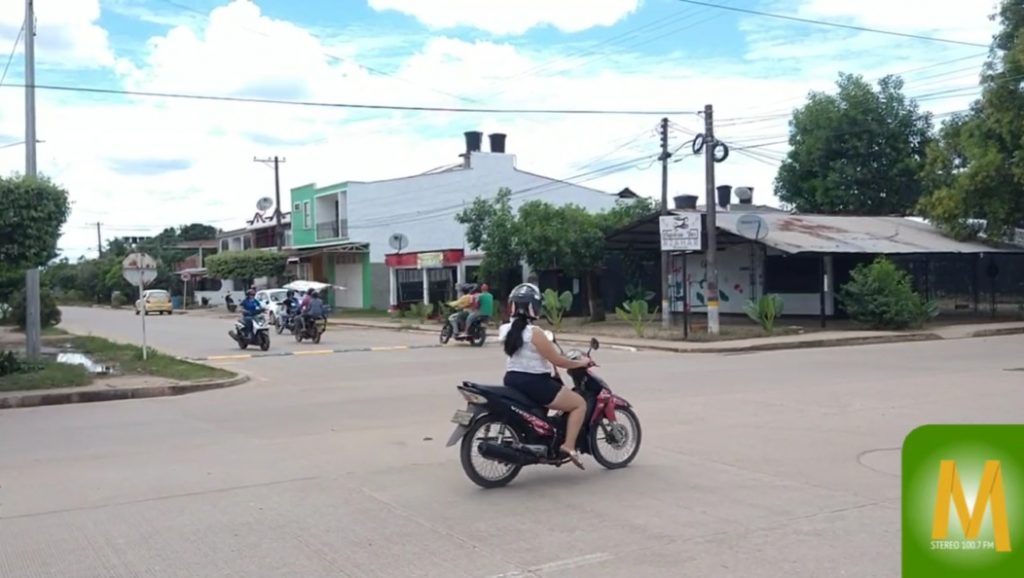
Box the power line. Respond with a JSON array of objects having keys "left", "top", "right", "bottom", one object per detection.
[
  {"left": 0, "top": 23, "right": 23, "bottom": 87},
  {"left": 675, "top": 0, "right": 991, "bottom": 48},
  {"left": 0, "top": 82, "right": 693, "bottom": 116}
]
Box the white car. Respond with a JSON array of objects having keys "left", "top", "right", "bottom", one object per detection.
[{"left": 254, "top": 288, "right": 290, "bottom": 323}]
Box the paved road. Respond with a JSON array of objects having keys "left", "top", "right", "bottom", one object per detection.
[
  {"left": 2, "top": 308, "right": 1022, "bottom": 577},
  {"left": 59, "top": 306, "right": 441, "bottom": 358}
]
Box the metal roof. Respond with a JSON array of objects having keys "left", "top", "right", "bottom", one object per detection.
[{"left": 710, "top": 212, "right": 1024, "bottom": 254}]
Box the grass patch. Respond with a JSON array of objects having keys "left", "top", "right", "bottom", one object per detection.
[
  {"left": 332, "top": 308, "right": 391, "bottom": 318},
  {"left": 0, "top": 361, "right": 92, "bottom": 392},
  {"left": 69, "top": 336, "right": 233, "bottom": 381}
]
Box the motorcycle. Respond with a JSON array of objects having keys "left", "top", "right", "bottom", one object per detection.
[
  {"left": 439, "top": 313, "right": 487, "bottom": 347},
  {"left": 293, "top": 314, "right": 326, "bottom": 344},
  {"left": 228, "top": 313, "right": 271, "bottom": 351},
  {"left": 446, "top": 334, "right": 641, "bottom": 488}
]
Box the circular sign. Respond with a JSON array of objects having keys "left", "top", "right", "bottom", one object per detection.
[
  {"left": 735, "top": 214, "right": 768, "bottom": 240},
  {"left": 122, "top": 252, "right": 159, "bottom": 286},
  {"left": 180, "top": 272, "right": 192, "bottom": 282}
]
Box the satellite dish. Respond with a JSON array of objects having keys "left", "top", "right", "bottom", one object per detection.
[
  {"left": 256, "top": 197, "right": 274, "bottom": 211},
  {"left": 734, "top": 187, "right": 753, "bottom": 202},
  {"left": 389, "top": 232, "right": 409, "bottom": 252},
  {"left": 736, "top": 214, "right": 769, "bottom": 240}
]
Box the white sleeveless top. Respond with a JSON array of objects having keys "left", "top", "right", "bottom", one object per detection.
[{"left": 499, "top": 323, "right": 553, "bottom": 374}]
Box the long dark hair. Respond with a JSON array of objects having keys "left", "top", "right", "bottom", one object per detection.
[{"left": 503, "top": 315, "right": 530, "bottom": 357}]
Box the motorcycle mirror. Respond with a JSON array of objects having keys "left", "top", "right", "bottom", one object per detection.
[
  {"left": 590, "top": 337, "right": 600, "bottom": 351},
  {"left": 544, "top": 330, "right": 556, "bottom": 342}
]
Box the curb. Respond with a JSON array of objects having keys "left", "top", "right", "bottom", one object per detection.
[
  {"left": 969, "top": 326, "right": 1024, "bottom": 338},
  {"left": 187, "top": 343, "right": 443, "bottom": 361},
  {"left": 0, "top": 373, "right": 250, "bottom": 410}
]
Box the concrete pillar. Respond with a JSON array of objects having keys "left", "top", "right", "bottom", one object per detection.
[
  {"left": 457, "top": 262, "right": 466, "bottom": 286},
  {"left": 389, "top": 267, "right": 397, "bottom": 306},
  {"left": 421, "top": 269, "right": 430, "bottom": 305}
]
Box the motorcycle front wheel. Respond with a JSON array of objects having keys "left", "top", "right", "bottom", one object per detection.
[
  {"left": 589, "top": 406, "right": 642, "bottom": 469},
  {"left": 460, "top": 415, "right": 523, "bottom": 489},
  {"left": 258, "top": 332, "right": 270, "bottom": 351},
  {"left": 439, "top": 322, "right": 453, "bottom": 344}
]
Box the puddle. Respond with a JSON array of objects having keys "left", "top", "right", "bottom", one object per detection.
[{"left": 52, "top": 352, "right": 116, "bottom": 375}]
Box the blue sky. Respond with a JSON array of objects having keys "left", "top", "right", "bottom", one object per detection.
[{"left": 0, "top": 0, "right": 1001, "bottom": 258}]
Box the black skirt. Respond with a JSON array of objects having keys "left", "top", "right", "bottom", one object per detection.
[{"left": 504, "top": 370, "right": 562, "bottom": 407}]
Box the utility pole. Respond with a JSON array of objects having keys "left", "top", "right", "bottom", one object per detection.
[
  {"left": 24, "top": 0, "right": 41, "bottom": 360},
  {"left": 95, "top": 222, "right": 103, "bottom": 256},
  {"left": 658, "top": 117, "right": 671, "bottom": 329},
  {"left": 703, "top": 104, "right": 720, "bottom": 335},
  {"left": 254, "top": 156, "right": 286, "bottom": 250}
]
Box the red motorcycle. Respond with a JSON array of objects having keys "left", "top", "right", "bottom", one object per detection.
[{"left": 446, "top": 335, "right": 642, "bottom": 488}]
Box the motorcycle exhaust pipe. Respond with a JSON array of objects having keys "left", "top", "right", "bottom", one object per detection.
[{"left": 477, "top": 442, "right": 540, "bottom": 466}]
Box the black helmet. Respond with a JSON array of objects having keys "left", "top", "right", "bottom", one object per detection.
[{"left": 508, "top": 283, "right": 541, "bottom": 319}]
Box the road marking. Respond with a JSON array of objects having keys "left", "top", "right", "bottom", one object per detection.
[
  {"left": 204, "top": 354, "right": 253, "bottom": 361},
  {"left": 292, "top": 349, "right": 333, "bottom": 356},
  {"left": 485, "top": 553, "right": 614, "bottom": 577},
  {"left": 370, "top": 346, "right": 409, "bottom": 352},
  {"left": 182, "top": 343, "right": 440, "bottom": 362}
]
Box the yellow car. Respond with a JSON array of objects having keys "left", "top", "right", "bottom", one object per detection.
[{"left": 135, "top": 289, "right": 173, "bottom": 315}]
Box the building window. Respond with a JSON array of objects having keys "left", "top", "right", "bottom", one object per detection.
[
  {"left": 764, "top": 255, "right": 821, "bottom": 293},
  {"left": 303, "top": 201, "right": 311, "bottom": 229},
  {"left": 243, "top": 236, "right": 252, "bottom": 250},
  {"left": 220, "top": 239, "right": 229, "bottom": 251}
]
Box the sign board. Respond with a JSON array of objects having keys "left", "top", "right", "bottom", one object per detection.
[
  {"left": 659, "top": 214, "right": 702, "bottom": 252},
  {"left": 121, "top": 253, "right": 158, "bottom": 286},
  {"left": 180, "top": 272, "right": 191, "bottom": 282},
  {"left": 735, "top": 214, "right": 769, "bottom": 241},
  {"left": 417, "top": 252, "right": 444, "bottom": 269}
]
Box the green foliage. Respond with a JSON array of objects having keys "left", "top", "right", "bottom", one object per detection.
[
  {"left": 615, "top": 298, "right": 659, "bottom": 338},
  {"left": 9, "top": 288, "right": 62, "bottom": 329},
  {"left": 744, "top": 294, "right": 785, "bottom": 334},
  {"left": 456, "top": 188, "right": 522, "bottom": 294},
  {"left": 775, "top": 73, "right": 933, "bottom": 215},
  {"left": 837, "top": 257, "right": 938, "bottom": 330},
  {"left": 0, "top": 350, "right": 23, "bottom": 377},
  {"left": 625, "top": 283, "right": 656, "bottom": 303},
  {"left": 918, "top": 2, "right": 1024, "bottom": 241},
  {"left": 0, "top": 174, "right": 71, "bottom": 269},
  {"left": 205, "top": 250, "right": 286, "bottom": 282},
  {"left": 541, "top": 288, "right": 573, "bottom": 331},
  {"left": 407, "top": 302, "right": 433, "bottom": 323}
]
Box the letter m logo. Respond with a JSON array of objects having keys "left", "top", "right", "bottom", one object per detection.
[{"left": 932, "top": 460, "right": 1012, "bottom": 552}]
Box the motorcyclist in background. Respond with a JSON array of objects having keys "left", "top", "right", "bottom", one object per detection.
[
  {"left": 447, "top": 283, "right": 477, "bottom": 335},
  {"left": 239, "top": 289, "right": 263, "bottom": 337}
]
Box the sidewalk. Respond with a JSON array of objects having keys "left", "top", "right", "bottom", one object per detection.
[
  {"left": 0, "top": 372, "right": 250, "bottom": 410},
  {"left": 330, "top": 317, "right": 1024, "bottom": 354}
]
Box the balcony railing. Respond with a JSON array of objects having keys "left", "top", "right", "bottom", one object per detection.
[{"left": 316, "top": 219, "right": 348, "bottom": 241}]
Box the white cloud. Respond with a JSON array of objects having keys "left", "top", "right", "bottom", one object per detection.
[
  {"left": 0, "top": 0, "right": 115, "bottom": 69},
  {"left": 367, "top": 0, "right": 643, "bottom": 35},
  {"left": 0, "top": 0, "right": 1003, "bottom": 260}
]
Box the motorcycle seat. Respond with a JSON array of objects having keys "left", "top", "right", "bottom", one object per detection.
[{"left": 467, "top": 383, "right": 545, "bottom": 411}]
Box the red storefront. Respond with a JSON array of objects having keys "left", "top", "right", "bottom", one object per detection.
[{"left": 384, "top": 249, "right": 466, "bottom": 307}]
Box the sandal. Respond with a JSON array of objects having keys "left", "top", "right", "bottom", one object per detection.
[{"left": 559, "top": 448, "right": 585, "bottom": 470}]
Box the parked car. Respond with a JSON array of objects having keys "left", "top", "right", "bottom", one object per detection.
[
  {"left": 135, "top": 289, "right": 173, "bottom": 315},
  {"left": 255, "top": 288, "right": 290, "bottom": 324}
]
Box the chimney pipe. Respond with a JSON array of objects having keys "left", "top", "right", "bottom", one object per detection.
[
  {"left": 735, "top": 186, "right": 754, "bottom": 205},
  {"left": 464, "top": 131, "right": 482, "bottom": 153},
  {"left": 488, "top": 133, "right": 506, "bottom": 153},
  {"left": 673, "top": 194, "right": 699, "bottom": 210},
  {"left": 716, "top": 185, "right": 733, "bottom": 209}
]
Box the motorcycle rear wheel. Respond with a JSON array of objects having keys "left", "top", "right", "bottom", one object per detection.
[
  {"left": 460, "top": 415, "right": 523, "bottom": 489},
  {"left": 468, "top": 325, "right": 486, "bottom": 347},
  {"left": 258, "top": 332, "right": 270, "bottom": 351},
  {"left": 589, "top": 406, "right": 642, "bottom": 470}
]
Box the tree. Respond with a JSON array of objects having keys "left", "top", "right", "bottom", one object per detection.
[
  {"left": 455, "top": 187, "right": 522, "bottom": 293},
  {"left": 919, "top": 0, "right": 1024, "bottom": 241},
  {"left": 774, "top": 73, "right": 933, "bottom": 215},
  {"left": 0, "top": 175, "right": 71, "bottom": 307},
  {"left": 205, "top": 250, "right": 286, "bottom": 284}
]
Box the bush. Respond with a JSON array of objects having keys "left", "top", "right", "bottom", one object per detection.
[
  {"left": 0, "top": 350, "right": 23, "bottom": 377},
  {"left": 615, "top": 298, "right": 659, "bottom": 337},
  {"left": 542, "top": 288, "right": 573, "bottom": 331},
  {"left": 837, "top": 256, "right": 938, "bottom": 330},
  {"left": 407, "top": 302, "right": 433, "bottom": 323},
  {"left": 744, "top": 294, "right": 785, "bottom": 334},
  {"left": 111, "top": 292, "right": 128, "bottom": 308},
  {"left": 9, "top": 288, "right": 62, "bottom": 329}
]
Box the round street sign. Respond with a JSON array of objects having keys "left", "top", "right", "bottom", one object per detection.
[
  {"left": 735, "top": 214, "right": 769, "bottom": 241},
  {"left": 122, "top": 253, "right": 159, "bottom": 286},
  {"left": 180, "top": 272, "right": 191, "bottom": 282}
]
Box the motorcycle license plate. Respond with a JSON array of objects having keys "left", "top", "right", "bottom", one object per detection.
[{"left": 451, "top": 410, "right": 473, "bottom": 426}]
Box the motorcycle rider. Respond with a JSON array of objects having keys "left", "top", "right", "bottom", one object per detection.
[
  {"left": 239, "top": 288, "right": 263, "bottom": 338},
  {"left": 464, "top": 283, "right": 493, "bottom": 335},
  {"left": 447, "top": 283, "right": 476, "bottom": 335},
  {"left": 499, "top": 283, "right": 592, "bottom": 470},
  {"left": 300, "top": 288, "right": 325, "bottom": 334},
  {"left": 282, "top": 289, "right": 299, "bottom": 329}
]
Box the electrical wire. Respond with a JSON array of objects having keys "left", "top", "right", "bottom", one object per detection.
[
  {"left": 0, "top": 23, "right": 24, "bottom": 87},
  {"left": 675, "top": 0, "right": 990, "bottom": 48},
  {"left": 0, "top": 82, "right": 694, "bottom": 115}
]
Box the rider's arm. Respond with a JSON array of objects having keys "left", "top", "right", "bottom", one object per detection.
[{"left": 530, "top": 330, "right": 590, "bottom": 369}]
